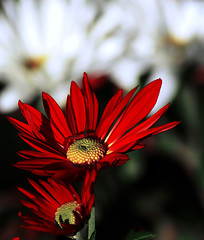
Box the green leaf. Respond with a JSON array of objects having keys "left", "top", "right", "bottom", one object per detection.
[
  {"left": 89, "top": 230, "right": 96, "bottom": 240},
  {"left": 125, "top": 230, "right": 156, "bottom": 240}
]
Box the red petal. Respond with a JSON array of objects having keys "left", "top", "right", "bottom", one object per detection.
[
  {"left": 16, "top": 160, "right": 84, "bottom": 182},
  {"left": 81, "top": 168, "right": 96, "bottom": 213},
  {"left": 99, "top": 153, "right": 129, "bottom": 168},
  {"left": 42, "top": 92, "right": 72, "bottom": 138},
  {"left": 132, "top": 103, "right": 170, "bottom": 132},
  {"left": 23, "top": 108, "right": 44, "bottom": 140},
  {"left": 18, "top": 150, "right": 65, "bottom": 160},
  {"left": 27, "top": 179, "right": 60, "bottom": 206},
  {"left": 14, "top": 159, "right": 65, "bottom": 168},
  {"left": 131, "top": 144, "right": 145, "bottom": 150},
  {"left": 67, "top": 184, "right": 81, "bottom": 203},
  {"left": 66, "top": 95, "right": 78, "bottom": 134},
  {"left": 49, "top": 166, "right": 83, "bottom": 182},
  {"left": 109, "top": 121, "right": 180, "bottom": 152},
  {"left": 21, "top": 200, "right": 54, "bottom": 221},
  {"left": 18, "top": 187, "right": 37, "bottom": 200},
  {"left": 20, "top": 219, "right": 75, "bottom": 235},
  {"left": 18, "top": 101, "right": 65, "bottom": 145},
  {"left": 68, "top": 81, "right": 86, "bottom": 134},
  {"left": 40, "top": 178, "right": 76, "bottom": 204},
  {"left": 19, "top": 132, "right": 63, "bottom": 154},
  {"left": 108, "top": 103, "right": 170, "bottom": 150},
  {"left": 96, "top": 86, "right": 137, "bottom": 140},
  {"left": 106, "top": 79, "right": 162, "bottom": 144},
  {"left": 83, "top": 72, "right": 99, "bottom": 133},
  {"left": 8, "top": 117, "right": 32, "bottom": 136}
]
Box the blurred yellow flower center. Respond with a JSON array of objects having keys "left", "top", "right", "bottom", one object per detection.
[
  {"left": 166, "top": 34, "right": 187, "bottom": 47},
  {"left": 66, "top": 138, "right": 105, "bottom": 165},
  {"left": 55, "top": 201, "right": 80, "bottom": 228},
  {"left": 23, "top": 55, "right": 47, "bottom": 70}
]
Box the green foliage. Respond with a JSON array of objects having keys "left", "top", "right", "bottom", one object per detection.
[
  {"left": 125, "top": 230, "right": 156, "bottom": 240},
  {"left": 89, "top": 230, "right": 96, "bottom": 240}
]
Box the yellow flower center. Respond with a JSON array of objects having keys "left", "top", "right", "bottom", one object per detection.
[
  {"left": 55, "top": 201, "right": 81, "bottom": 228},
  {"left": 23, "top": 55, "right": 47, "bottom": 70},
  {"left": 66, "top": 138, "right": 105, "bottom": 165},
  {"left": 166, "top": 34, "right": 187, "bottom": 47}
]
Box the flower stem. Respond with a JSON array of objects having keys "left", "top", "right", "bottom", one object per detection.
[
  {"left": 88, "top": 207, "right": 95, "bottom": 240},
  {"left": 76, "top": 231, "right": 83, "bottom": 240}
]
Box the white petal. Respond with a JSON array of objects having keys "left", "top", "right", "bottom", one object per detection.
[
  {"left": 148, "top": 66, "right": 179, "bottom": 115},
  {"left": 96, "top": 37, "right": 125, "bottom": 63},
  {"left": 49, "top": 81, "right": 72, "bottom": 108},
  {"left": 160, "top": 0, "right": 204, "bottom": 43},
  {"left": 110, "top": 59, "right": 149, "bottom": 90},
  {"left": 0, "top": 85, "right": 35, "bottom": 112},
  {"left": 17, "top": 0, "right": 42, "bottom": 53},
  {"left": 40, "top": 0, "right": 68, "bottom": 51}
]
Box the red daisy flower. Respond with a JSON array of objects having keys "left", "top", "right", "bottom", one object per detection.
[
  {"left": 18, "top": 169, "right": 96, "bottom": 235},
  {"left": 8, "top": 73, "right": 179, "bottom": 181}
]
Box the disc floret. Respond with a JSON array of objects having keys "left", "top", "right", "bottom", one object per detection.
[
  {"left": 55, "top": 201, "right": 81, "bottom": 229},
  {"left": 66, "top": 138, "right": 106, "bottom": 165}
]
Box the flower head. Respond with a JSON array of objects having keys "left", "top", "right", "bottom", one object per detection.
[
  {"left": 9, "top": 73, "right": 179, "bottom": 181},
  {"left": 18, "top": 169, "right": 96, "bottom": 235},
  {"left": 0, "top": 0, "right": 75, "bottom": 112},
  {"left": 0, "top": 0, "right": 153, "bottom": 112}
]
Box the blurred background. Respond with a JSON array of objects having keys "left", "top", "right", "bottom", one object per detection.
[{"left": 0, "top": 0, "right": 204, "bottom": 239}]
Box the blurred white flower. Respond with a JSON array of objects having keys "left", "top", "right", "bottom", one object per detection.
[
  {"left": 158, "top": 0, "right": 204, "bottom": 44},
  {"left": 1, "top": 0, "right": 204, "bottom": 113},
  {"left": 0, "top": 0, "right": 76, "bottom": 112},
  {"left": 96, "top": 0, "right": 159, "bottom": 90},
  {"left": 70, "top": 0, "right": 159, "bottom": 90},
  {"left": 0, "top": 0, "right": 160, "bottom": 112},
  {"left": 147, "top": 0, "right": 204, "bottom": 113}
]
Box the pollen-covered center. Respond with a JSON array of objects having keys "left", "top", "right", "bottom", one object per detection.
[
  {"left": 66, "top": 138, "right": 105, "bottom": 165},
  {"left": 55, "top": 201, "right": 81, "bottom": 228},
  {"left": 23, "top": 55, "right": 47, "bottom": 70}
]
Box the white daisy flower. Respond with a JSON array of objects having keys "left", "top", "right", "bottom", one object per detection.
[
  {"left": 81, "top": 0, "right": 160, "bottom": 90},
  {"left": 146, "top": 0, "right": 204, "bottom": 114},
  {"left": 0, "top": 0, "right": 77, "bottom": 112},
  {"left": 0, "top": 0, "right": 160, "bottom": 112},
  {"left": 2, "top": 0, "right": 203, "bottom": 113}
]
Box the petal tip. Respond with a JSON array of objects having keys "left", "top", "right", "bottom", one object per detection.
[
  {"left": 154, "top": 78, "right": 162, "bottom": 87},
  {"left": 42, "top": 91, "right": 47, "bottom": 98},
  {"left": 83, "top": 72, "right": 88, "bottom": 78},
  {"left": 18, "top": 100, "right": 23, "bottom": 106}
]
